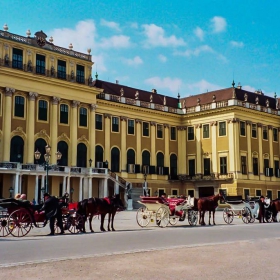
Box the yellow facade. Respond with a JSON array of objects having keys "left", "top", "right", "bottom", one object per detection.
[{"left": 0, "top": 28, "right": 280, "bottom": 204}]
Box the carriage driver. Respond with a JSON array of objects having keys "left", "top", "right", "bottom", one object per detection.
[{"left": 39, "top": 193, "right": 64, "bottom": 236}]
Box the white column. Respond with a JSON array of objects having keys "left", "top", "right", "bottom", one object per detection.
[
  {"left": 18, "top": 175, "right": 22, "bottom": 194},
  {"left": 79, "top": 177, "right": 83, "bottom": 201},
  {"left": 114, "top": 176, "right": 119, "bottom": 194},
  {"left": 41, "top": 176, "right": 45, "bottom": 192},
  {"left": 35, "top": 175, "right": 39, "bottom": 203},
  {"left": 211, "top": 122, "right": 218, "bottom": 175},
  {"left": 14, "top": 173, "right": 19, "bottom": 195},
  {"left": 88, "top": 177, "right": 92, "bottom": 198},
  {"left": 103, "top": 178, "right": 108, "bottom": 197},
  {"left": 62, "top": 176, "right": 67, "bottom": 194},
  {"left": 66, "top": 176, "right": 71, "bottom": 193}
]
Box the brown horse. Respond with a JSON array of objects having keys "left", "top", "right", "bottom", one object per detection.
[
  {"left": 77, "top": 194, "right": 125, "bottom": 233},
  {"left": 198, "top": 193, "right": 224, "bottom": 226},
  {"left": 270, "top": 199, "right": 280, "bottom": 222}
]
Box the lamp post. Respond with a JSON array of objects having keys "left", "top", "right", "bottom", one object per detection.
[
  {"left": 9, "top": 186, "right": 14, "bottom": 198},
  {"left": 89, "top": 158, "right": 92, "bottom": 167},
  {"left": 34, "top": 145, "right": 62, "bottom": 194},
  {"left": 70, "top": 187, "right": 74, "bottom": 202}
]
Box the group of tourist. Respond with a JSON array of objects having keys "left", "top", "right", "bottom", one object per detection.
[{"left": 14, "top": 193, "right": 36, "bottom": 205}]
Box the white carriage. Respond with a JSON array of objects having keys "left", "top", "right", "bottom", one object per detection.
[{"left": 136, "top": 196, "right": 198, "bottom": 228}]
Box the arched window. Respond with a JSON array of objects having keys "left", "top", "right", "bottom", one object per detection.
[
  {"left": 127, "top": 149, "right": 135, "bottom": 164},
  {"left": 77, "top": 143, "right": 87, "bottom": 167},
  {"left": 142, "top": 150, "right": 150, "bottom": 166},
  {"left": 111, "top": 147, "right": 120, "bottom": 172},
  {"left": 34, "top": 138, "right": 47, "bottom": 164},
  {"left": 95, "top": 145, "right": 103, "bottom": 167},
  {"left": 157, "top": 152, "right": 164, "bottom": 167},
  {"left": 170, "top": 154, "right": 178, "bottom": 180},
  {"left": 57, "top": 141, "right": 68, "bottom": 166},
  {"left": 10, "top": 136, "right": 24, "bottom": 163}
]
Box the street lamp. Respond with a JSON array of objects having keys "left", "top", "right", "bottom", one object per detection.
[
  {"left": 9, "top": 186, "right": 14, "bottom": 198},
  {"left": 89, "top": 158, "right": 92, "bottom": 167},
  {"left": 34, "top": 145, "right": 62, "bottom": 194},
  {"left": 55, "top": 150, "right": 62, "bottom": 165},
  {"left": 70, "top": 187, "right": 74, "bottom": 202}
]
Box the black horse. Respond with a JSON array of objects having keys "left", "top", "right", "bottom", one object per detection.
[{"left": 77, "top": 194, "right": 125, "bottom": 233}]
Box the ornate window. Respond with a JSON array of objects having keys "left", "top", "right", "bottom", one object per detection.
[
  {"left": 220, "top": 157, "right": 227, "bottom": 174},
  {"left": 76, "top": 65, "right": 85, "bottom": 83},
  {"left": 57, "top": 60, "right": 66, "bottom": 79},
  {"left": 36, "top": 54, "right": 45, "bottom": 74}
]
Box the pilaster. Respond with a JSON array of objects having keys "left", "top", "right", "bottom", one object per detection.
[
  {"left": 136, "top": 119, "right": 142, "bottom": 165},
  {"left": 211, "top": 121, "right": 217, "bottom": 174},
  {"left": 50, "top": 97, "right": 60, "bottom": 164},
  {"left": 70, "top": 100, "right": 79, "bottom": 166},
  {"left": 120, "top": 116, "right": 127, "bottom": 172},
  {"left": 89, "top": 104, "right": 97, "bottom": 166},
  {"left": 150, "top": 121, "right": 156, "bottom": 166},
  {"left": 164, "top": 124, "right": 170, "bottom": 169},
  {"left": 104, "top": 114, "right": 111, "bottom": 167},
  {"left": 195, "top": 124, "right": 202, "bottom": 174}
]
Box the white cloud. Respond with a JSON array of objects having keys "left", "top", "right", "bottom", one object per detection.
[
  {"left": 211, "top": 16, "right": 227, "bottom": 33},
  {"left": 92, "top": 54, "right": 107, "bottom": 73},
  {"left": 130, "top": 22, "right": 139, "bottom": 29},
  {"left": 158, "top": 54, "right": 167, "bottom": 62},
  {"left": 176, "top": 45, "right": 214, "bottom": 57},
  {"left": 230, "top": 41, "right": 244, "bottom": 48},
  {"left": 47, "top": 20, "right": 97, "bottom": 53},
  {"left": 99, "top": 35, "right": 131, "bottom": 49},
  {"left": 145, "top": 77, "right": 182, "bottom": 94},
  {"left": 242, "top": 85, "right": 256, "bottom": 92},
  {"left": 122, "top": 56, "right": 143, "bottom": 66},
  {"left": 100, "top": 19, "right": 121, "bottom": 32},
  {"left": 142, "top": 24, "right": 186, "bottom": 47},
  {"left": 194, "top": 27, "right": 204, "bottom": 41},
  {"left": 188, "top": 79, "right": 221, "bottom": 93}
]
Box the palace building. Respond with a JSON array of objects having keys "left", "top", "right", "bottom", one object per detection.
[{"left": 0, "top": 25, "right": 280, "bottom": 206}]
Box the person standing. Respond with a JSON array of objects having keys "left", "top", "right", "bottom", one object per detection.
[
  {"left": 40, "top": 193, "right": 64, "bottom": 235},
  {"left": 258, "top": 195, "right": 266, "bottom": 223}
]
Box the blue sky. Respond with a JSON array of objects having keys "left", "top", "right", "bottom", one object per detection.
[{"left": 2, "top": 1, "right": 280, "bottom": 98}]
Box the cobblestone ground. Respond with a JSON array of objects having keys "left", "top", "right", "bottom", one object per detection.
[{"left": 1, "top": 238, "right": 279, "bottom": 280}]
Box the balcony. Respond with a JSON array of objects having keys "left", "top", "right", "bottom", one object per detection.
[{"left": 178, "top": 173, "right": 234, "bottom": 182}]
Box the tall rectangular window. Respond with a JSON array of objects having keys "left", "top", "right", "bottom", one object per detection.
[
  {"left": 57, "top": 60, "right": 66, "bottom": 79},
  {"left": 143, "top": 122, "right": 149, "bottom": 137},
  {"left": 203, "top": 158, "right": 210, "bottom": 175},
  {"left": 188, "top": 159, "right": 195, "bottom": 176},
  {"left": 38, "top": 100, "right": 48, "bottom": 121},
  {"left": 273, "top": 128, "right": 278, "bottom": 142},
  {"left": 219, "top": 121, "right": 226, "bottom": 136},
  {"left": 240, "top": 121, "right": 246, "bottom": 136},
  {"left": 264, "top": 158, "right": 269, "bottom": 176},
  {"left": 128, "top": 119, "right": 134, "bottom": 135},
  {"left": 157, "top": 124, "right": 163, "bottom": 138},
  {"left": 274, "top": 160, "right": 279, "bottom": 177},
  {"left": 36, "top": 54, "right": 45, "bottom": 74},
  {"left": 278, "top": 191, "right": 280, "bottom": 199},
  {"left": 76, "top": 65, "right": 85, "bottom": 83},
  {"left": 220, "top": 157, "right": 227, "bottom": 174},
  {"left": 256, "top": 190, "right": 262, "bottom": 197},
  {"left": 263, "top": 126, "right": 268, "bottom": 140},
  {"left": 112, "top": 116, "right": 119, "bottom": 132},
  {"left": 203, "top": 124, "right": 209, "bottom": 138},
  {"left": 79, "top": 107, "right": 87, "bottom": 127},
  {"left": 14, "top": 96, "right": 25, "bottom": 118},
  {"left": 244, "top": 189, "right": 250, "bottom": 200},
  {"left": 60, "top": 104, "right": 68, "bottom": 124},
  {"left": 241, "top": 156, "right": 247, "bottom": 174},
  {"left": 267, "top": 190, "right": 272, "bottom": 199},
  {"left": 171, "top": 126, "right": 176, "bottom": 140},
  {"left": 188, "top": 126, "right": 194, "bottom": 140},
  {"left": 252, "top": 124, "right": 257, "bottom": 138},
  {"left": 96, "top": 114, "right": 103, "bottom": 130},
  {"left": 12, "top": 48, "right": 23, "bottom": 69},
  {"left": 253, "top": 158, "right": 258, "bottom": 175}
]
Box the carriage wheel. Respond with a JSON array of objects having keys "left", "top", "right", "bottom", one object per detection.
[
  {"left": 169, "top": 217, "right": 179, "bottom": 226},
  {"left": 8, "top": 209, "right": 32, "bottom": 237},
  {"left": 249, "top": 215, "right": 255, "bottom": 223},
  {"left": 0, "top": 211, "right": 10, "bottom": 237},
  {"left": 67, "top": 213, "right": 83, "bottom": 234},
  {"left": 55, "top": 215, "right": 68, "bottom": 233},
  {"left": 136, "top": 207, "right": 150, "bottom": 227},
  {"left": 188, "top": 210, "right": 198, "bottom": 226},
  {"left": 223, "top": 208, "right": 234, "bottom": 224},
  {"left": 241, "top": 207, "right": 251, "bottom": 224},
  {"left": 156, "top": 207, "right": 169, "bottom": 228}
]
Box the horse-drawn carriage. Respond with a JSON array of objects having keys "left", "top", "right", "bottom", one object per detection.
[
  {"left": 136, "top": 196, "right": 198, "bottom": 228},
  {"left": 223, "top": 196, "right": 272, "bottom": 224},
  {"left": 0, "top": 198, "right": 83, "bottom": 237}
]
